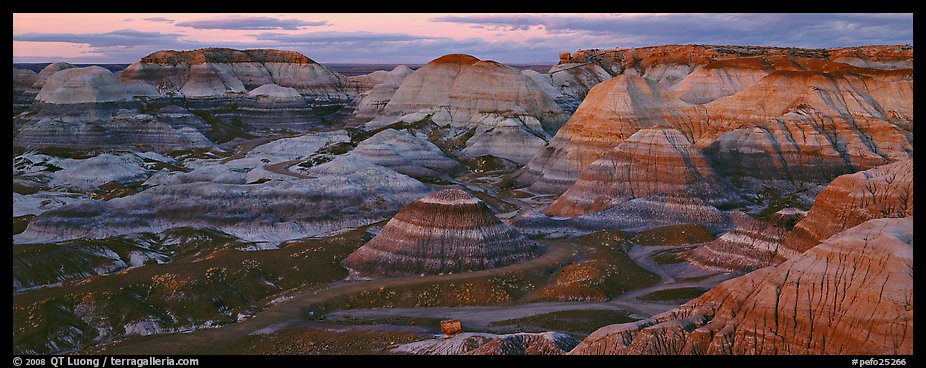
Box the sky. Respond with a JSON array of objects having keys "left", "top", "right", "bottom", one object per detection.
[{"left": 12, "top": 13, "right": 914, "bottom": 64}]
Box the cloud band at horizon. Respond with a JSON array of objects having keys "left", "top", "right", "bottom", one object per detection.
[{"left": 12, "top": 13, "right": 913, "bottom": 64}]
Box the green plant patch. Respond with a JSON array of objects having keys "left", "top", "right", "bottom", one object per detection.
[
  {"left": 754, "top": 186, "right": 810, "bottom": 220},
  {"left": 630, "top": 224, "right": 714, "bottom": 246},
  {"left": 12, "top": 227, "right": 369, "bottom": 354},
  {"left": 489, "top": 309, "right": 637, "bottom": 337},
  {"left": 306, "top": 267, "right": 555, "bottom": 318},
  {"left": 531, "top": 231, "right": 660, "bottom": 302},
  {"left": 89, "top": 181, "right": 145, "bottom": 201},
  {"left": 638, "top": 287, "right": 709, "bottom": 302},
  {"left": 322, "top": 315, "right": 446, "bottom": 328},
  {"left": 227, "top": 325, "right": 423, "bottom": 355},
  {"left": 13, "top": 215, "right": 35, "bottom": 235}
]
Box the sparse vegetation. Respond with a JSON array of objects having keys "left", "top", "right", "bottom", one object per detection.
[
  {"left": 322, "top": 315, "right": 446, "bottom": 328},
  {"left": 12, "top": 182, "right": 41, "bottom": 195},
  {"left": 308, "top": 269, "right": 550, "bottom": 315},
  {"left": 489, "top": 309, "right": 638, "bottom": 337},
  {"left": 531, "top": 231, "right": 660, "bottom": 302},
  {"left": 228, "top": 326, "right": 422, "bottom": 355},
  {"left": 754, "top": 186, "right": 810, "bottom": 220},
  {"left": 346, "top": 116, "right": 438, "bottom": 144},
  {"left": 189, "top": 110, "right": 256, "bottom": 144},
  {"left": 89, "top": 181, "right": 145, "bottom": 201},
  {"left": 638, "top": 287, "right": 709, "bottom": 302},
  {"left": 12, "top": 227, "right": 368, "bottom": 354},
  {"left": 13, "top": 215, "right": 35, "bottom": 235},
  {"left": 461, "top": 155, "right": 520, "bottom": 174},
  {"left": 631, "top": 224, "right": 714, "bottom": 246}
]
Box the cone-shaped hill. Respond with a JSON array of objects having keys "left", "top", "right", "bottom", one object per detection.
[{"left": 342, "top": 189, "right": 542, "bottom": 277}]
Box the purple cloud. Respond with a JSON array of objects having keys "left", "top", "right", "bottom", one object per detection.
[
  {"left": 254, "top": 31, "right": 440, "bottom": 43},
  {"left": 144, "top": 17, "right": 175, "bottom": 23},
  {"left": 12, "top": 14, "right": 914, "bottom": 64},
  {"left": 429, "top": 13, "right": 913, "bottom": 48},
  {"left": 14, "top": 29, "right": 184, "bottom": 47},
  {"left": 175, "top": 16, "right": 328, "bottom": 30}
]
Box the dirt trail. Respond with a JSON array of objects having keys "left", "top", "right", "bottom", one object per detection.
[
  {"left": 95, "top": 238, "right": 731, "bottom": 355},
  {"left": 95, "top": 240, "right": 575, "bottom": 354},
  {"left": 216, "top": 134, "right": 319, "bottom": 180},
  {"left": 218, "top": 136, "right": 281, "bottom": 164},
  {"left": 262, "top": 159, "right": 316, "bottom": 179},
  {"left": 325, "top": 245, "right": 730, "bottom": 332}
]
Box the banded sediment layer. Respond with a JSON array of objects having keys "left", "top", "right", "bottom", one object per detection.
[
  {"left": 16, "top": 165, "right": 431, "bottom": 245},
  {"left": 570, "top": 217, "right": 913, "bottom": 355},
  {"left": 544, "top": 128, "right": 732, "bottom": 217},
  {"left": 342, "top": 188, "right": 542, "bottom": 277},
  {"left": 359, "top": 54, "right": 569, "bottom": 164},
  {"left": 775, "top": 159, "right": 913, "bottom": 261},
  {"left": 120, "top": 48, "right": 348, "bottom": 99},
  {"left": 514, "top": 44, "right": 911, "bottom": 221}
]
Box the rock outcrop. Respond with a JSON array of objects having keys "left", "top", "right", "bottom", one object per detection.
[
  {"left": 178, "top": 63, "right": 248, "bottom": 97},
  {"left": 544, "top": 62, "right": 614, "bottom": 110},
  {"left": 14, "top": 67, "right": 218, "bottom": 151},
  {"left": 13, "top": 68, "right": 37, "bottom": 92},
  {"left": 828, "top": 45, "right": 914, "bottom": 70},
  {"left": 570, "top": 217, "right": 913, "bottom": 355},
  {"left": 117, "top": 49, "right": 355, "bottom": 133},
  {"left": 683, "top": 211, "right": 787, "bottom": 272},
  {"left": 544, "top": 128, "right": 732, "bottom": 217},
  {"left": 361, "top": 54, "right": 569, "bottom": 164},
  {"left": 13, "top": 68, "right": 38, "bottom": 115},
  {"left": 515, "top": 192, "right": 731, "bottom": 238},
  {"left": 119, "top": 48, "right": 348, "bottom": 99},
  {"left": 346, "top": 129, "right": 463, "bottom": 179},
  {"left": 15, "top": 50, "right": 361, "bottom": 151},
  {"left": 236, "top": 83, "right": 334, "bottom": 131},
  {"left": 390, "top": 333, "right": 497, "bottom": 355},
  {"left": 31, "top": 62, "right": 78, "bottom": 91},
  {"left": 34, "top": 66, "right": 131, "bottom": 104},
  {"left": 13, "top": 192, "right": 83, "bottom": 218},
  {"left": 704, "top": 67, "right": 912, "bottom": 192},
  {"left": 469, "top": 332, "right": 580, "bottom": 355},
  {"left": 15, "top": 165, "right": 431, "bottom": 245},
  {"left": 14, "top": 109, "right": 215, "bottom": 152},
  {"left": 222, "top": 130, "right": 351, "bottom": 174},
  {"left": 47, "top": 153, "right": 149, "bottom": 191},
  {"left": 246, "top": 83, "right": 302, "bottom": 98},
  {"left": 561, "top": 44, "right": 913, "bottom": 86},
  {"left": 349, "top": 66, "right": 415, "bottom": 124},
  {"left": 144, "top": 164, "right": 246, "bottom": 187},
  {"left": 514, "top": 75, "right": 687, "bottom": 194},
  {"left": 347, "top": 65, "right": 414, "bottom": 93},
  {"left": 342, "top": 188, "right": 542, "bottom": 277},
  {"left": 775, "top": 159, "right": 913, "bottom": 261},
  {"left": 669, "top": 57, "right": 778, "bottom": 104},
  {"left": 391, "top": 332, "right": 578, "bottom": 355},
  {"left": 515, "top": 46, "right": 913, "bottom": 206}
]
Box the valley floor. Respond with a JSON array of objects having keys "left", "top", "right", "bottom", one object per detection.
[{"left": 82, "top": 236, "right": 729, "bottom": 354}]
